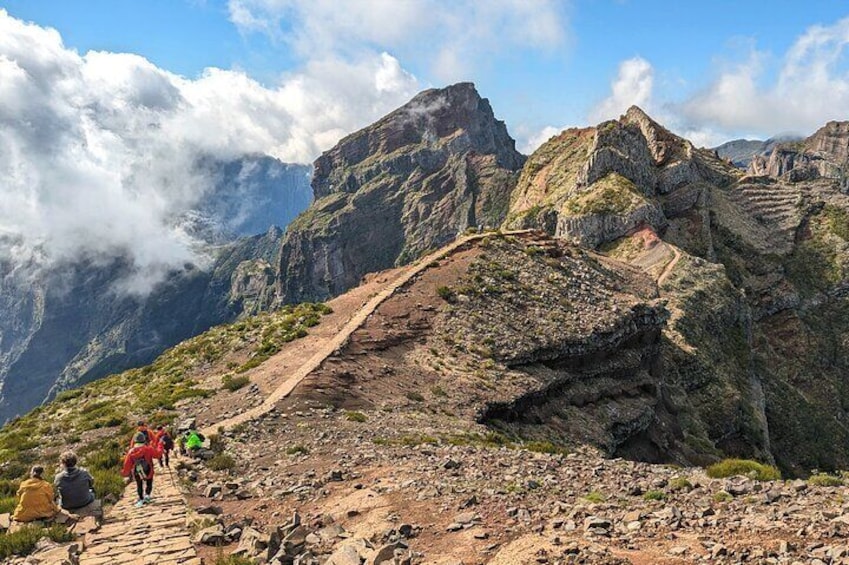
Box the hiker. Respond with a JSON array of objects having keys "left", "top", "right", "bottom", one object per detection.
[
  {"left": 155, "top": 425, "right": 174, "bottom": 468},
  {"left": 121, "top": 432, "right": 161, "bottom": 507},
  {"left": 129, "top": 420, "right": 152, "bottom": 447},
  {"left": 54, "top": 451, "right": 95, "bottom": 511},
  {"left": 181, "top": 429, "right": 204, "bottom": 458},
  {"left": 13, "top": 466, "right": 59, "bottom": 523}
]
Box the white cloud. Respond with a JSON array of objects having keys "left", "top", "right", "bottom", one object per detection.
[
  {"left": 227, "top": 0, "right": 568, "bottom": 81},
  {"left": 679, "top": 17, "right": 849, "bottom": 137},
  {"left": 520, "top": 125, "right": 564, "bottom": 154},
  {"left": 589, "top": 57, "right": 654, "bottom": 123},
  {"left": 0, "top": 10, "right": 420, "bottom": 292}
]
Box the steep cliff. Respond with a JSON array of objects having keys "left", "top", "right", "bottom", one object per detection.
[
  {"left": 274, "top": 82, "right": 525, "bottom": 304},
  {"left": 509, "top": 107, "right": 849, "bottom": 475}
]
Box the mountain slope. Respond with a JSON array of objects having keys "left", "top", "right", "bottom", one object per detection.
[{"left": 0, "top": 158, "right": 312, "bottom": 422}]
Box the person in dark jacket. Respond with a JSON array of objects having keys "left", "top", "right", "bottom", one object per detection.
[{"left": 54, "top": 451, "right": 95, "bottom": 511}]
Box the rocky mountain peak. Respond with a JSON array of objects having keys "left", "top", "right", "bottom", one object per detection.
[
  {"left": 275, "top": 83, "right": 526, "bottom": 304},
  {"left": 312, "top": 82, "right": 524, "bottom": 199}
]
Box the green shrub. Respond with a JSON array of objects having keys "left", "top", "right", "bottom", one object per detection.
[
  {"left": 286, "top": 445, "right": 309, "bottom": 456},
  {"left": 583, "top": 490, "right": 605, "bottom": 503},
  {"left": 430, "top": 386, "right": 447, "bottom": 397},
  {"left": 405, "top": 392, "right": 425, "bottom": 402},
  {"left": 705, "top": 459, "right": 781, "bottom": 481},
  {"left": 207, "top": 453, "right": 236, "bottom": 472},
  {"left": 808, "top": 473, "right": 844, "bottom": 487},
  {"left": 713, "top": 491, "right": 733, "bottom": 503},
  {"left": 345, "top": 411, "right": 367, "bottom": 423},
  {"left": 643, "top": 490, "right": 665, "bottom": 501},
  {"left": 668, "top": 477, "right": 693, "bottom": 491},
  {"left": 436, "top": 286, "right": 455, "bottom": 301},
  {"left": 0, "top": 496, "right": 17, "bottom": 514},
  {"left": 0, "top": 524, "right": 73, "bottom": 559},
  {"left": 222, "top": 375, "right": 250, "bottom": 392}
]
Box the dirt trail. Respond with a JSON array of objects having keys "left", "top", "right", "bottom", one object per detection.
[
  {"left": 657, "top": 243, "right": 682, "bottom": 286},
  {"left": 200, "top": 230, "right": 531, "bottom": 437}
]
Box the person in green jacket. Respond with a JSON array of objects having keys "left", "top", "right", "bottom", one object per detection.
[{"left": 181, "top": 429, "right": 204, "bottom": 457}]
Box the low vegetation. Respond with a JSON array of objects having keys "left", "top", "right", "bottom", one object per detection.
[
  {"left": 0, "top": 524, "right": 73, "bottom": 560},
  {"left": 564, "top": 173, "right": 643, "bottom": 216},
  {"left": 808, "top": 473, "right": 844, "bottom": 487},
  {"left": 705, "top": 459, "right": 781, "bottom": 481},
  {"left": 0, "top": 299, "right": 332, "bottom": 538}
]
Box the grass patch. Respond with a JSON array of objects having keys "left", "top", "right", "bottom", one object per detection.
[
  {"left": 564, "top": 173, "right": 642, "bottom": 216},
  {"left": 405, "top": 391, "right": 425, "bottom": 402},
  {"left": 214, "top": 553, "right": 255, "bottom": 565},
  {"left": 523, "top": 440, "right": 569, "bottom": 455},
  {"left": 705, "top": 459, "right": 781, "bottom": 481},
  {"left": 206, "top": 453, "right": 236, "bottom": 472},
  {"left": 437, "top": 286, "right": 455, "bottom": 302},
  {"left": 583, "top": 490, "right": 606, "bottom": 503},
  {"left": 286, "top": 445, "right": 309, "bottom": 456},
  {"left": 221, "top": 375, "right": 250, "bottom": 392},
  {"left": 643, "top": 490, "right": 665, "bottom": 501},
  {"left": 668, "top": 477, "right": 693, "bottom": 492},
  {"left": 808, "top": 473, "right": 844, "bottom": 487},
  {"left": 345, "top": 411, "right": 367, "bottom": 423},
  {"left": 713, "top": 491, "right": 733, "bottom": 503}
]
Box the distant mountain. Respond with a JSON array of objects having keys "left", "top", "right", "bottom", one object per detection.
[
  {"left": 0, "top": 156, "right": 311, "bottom": 422},
  {"left": 714, "top": 136, "right": 801, "bottom": 168}
]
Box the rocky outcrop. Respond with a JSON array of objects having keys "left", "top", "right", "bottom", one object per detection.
[
  {"left": 274, "top": 83, "right": 525, "bottom": 304},
  {"left": 748, "top": 122, "right": 849, "bottom": 189},
  {"left": 507, "top": 106, "right": 736, "bottom": 248}
]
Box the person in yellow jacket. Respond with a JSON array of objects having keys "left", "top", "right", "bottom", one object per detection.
[{"left": 12, "top": 466, "right": 59, "bottom": 523}]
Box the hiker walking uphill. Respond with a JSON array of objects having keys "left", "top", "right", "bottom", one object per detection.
[
  {"left": 122, "top": 432, "right": 162, "bottom": 508},
  {"left": 155, "top": 424, "right": 174, "bottom": 468},
  {"left": 129, "top": 420, "right": 152, "bottom": 447}
]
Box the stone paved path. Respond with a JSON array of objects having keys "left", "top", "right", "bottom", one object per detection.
[{"left": 79, "top": 465, "right": 200, "bottom": 565}]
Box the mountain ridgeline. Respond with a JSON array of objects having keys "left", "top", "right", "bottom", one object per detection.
[{"left": 3, "top": 82, "right": 849, "bottom": 477}]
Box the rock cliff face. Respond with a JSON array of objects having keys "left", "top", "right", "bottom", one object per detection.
[
  {"left": 508, "top": 107, "right": 849, "bottom": 475},
  {"left": 749, "top": 122, "right": 849, "bottom": 188},
  {"left": 274, "top": 83, "right": 525, "bottom": 304}
]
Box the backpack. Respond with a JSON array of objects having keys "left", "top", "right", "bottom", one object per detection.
[
  {"left": 130, "top": 448, "right": 151, "bottom": 478},
  {"left": 160, "top": 432, "right": 174, "bottom": 450}
]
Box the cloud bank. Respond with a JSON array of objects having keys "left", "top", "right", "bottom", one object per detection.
[
  {"left": 0, "top": 10, "right": 420, "bottom": 291},
  {"left": 227, "top": 0, "right": 568, "bottom": 81}
]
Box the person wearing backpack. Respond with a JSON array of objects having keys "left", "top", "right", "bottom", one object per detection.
[
  {"left": 129, "top": 421, "right": 152, "bottom": 448},
  {"left": 182, "top": 429, "right": 205, "bottom": 457},
  {"left": 121, "top": 432, "right": 161, "bottom": 508},
  {"left": 156, "top": 425, "right": 174, "bottom": 468}
]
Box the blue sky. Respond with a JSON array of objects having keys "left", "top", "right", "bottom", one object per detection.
[
  {"left": 3, "top": 0, "right": 849, "bottom": 156},
  {"left": 4, "top": 0, "right": 849, "bottom": 150}
]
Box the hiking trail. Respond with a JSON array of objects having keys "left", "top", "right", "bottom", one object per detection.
[
  {"left": 79, "top": 468, "right": 199, "bottom": 565},
  {"left": 76, "top": 230, "right": 530, "bottom": 564}
]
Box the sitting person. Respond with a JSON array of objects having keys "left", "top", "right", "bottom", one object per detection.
[
  {"left": 182, "top": 429, "right": 204, "bottom": 457},
  {"left": 54, "top": 451, "right": 95, "bottom": 511},
  {"left": 12, "top": 466, "right": 59, "bottom": 523}
]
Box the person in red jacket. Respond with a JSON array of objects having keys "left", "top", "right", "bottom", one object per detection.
[
  {"left": 128, "top": 421, "right": 152, "bottom": 448},
  {"left": 121, "top": 432, "right": 161, "bottom": 508}
]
